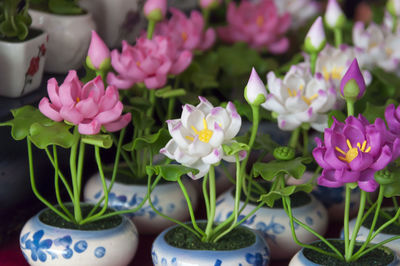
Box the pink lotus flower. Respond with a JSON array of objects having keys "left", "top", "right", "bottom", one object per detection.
[
  {"left": 107, "top": 36, "right": 192, "bottom": 90},
  {"left": 144, "top": 0, "right": 167, "bottom": 21},
  {"left": 154, "top": 8, "right": 216, "bottom": 52},
  {"left": 87, "top": 30, "right": 110, "bottom": 70},
  {"left": 217, "top": 0, "right": 291, "bottom": 54},
  {"left": 39, "top": 71, "right": 131, "bottom": 135}
]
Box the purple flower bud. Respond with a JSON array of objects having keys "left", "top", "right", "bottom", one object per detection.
[{"left": 340, "top": 58, "right": 366, "bottom": 100}]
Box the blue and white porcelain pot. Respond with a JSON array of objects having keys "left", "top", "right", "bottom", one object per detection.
[
  {"left": 215, "top": 188, "right": 328, "bottom": 259},
  {"left": 289, "top": 239, "right": 400, "bottom": 265},
  {"left": 84, "top": 173, "right": 199, "bottom": 234},
  {"left": 20, "top": 208, "right": 138, "bottom": 266},
  {"left": 151, "top": 223, "right": 270, "bottom": 266}
]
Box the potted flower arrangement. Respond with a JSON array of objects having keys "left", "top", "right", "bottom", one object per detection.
[
  {"left": 0, "top": 0, "right": 47, "bottom": 98},
  {"left": 28, "top": 0, "right": 96, "bottom": 73},
  {"left": 0, "top": 65, "right": 142, "bottom": 265}
]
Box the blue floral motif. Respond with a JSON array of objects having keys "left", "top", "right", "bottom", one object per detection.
[
  {"left": 312, "top": 186, "right": 344, "bottom": 208},
  {"left": 225, "top": 211, "right": 256, "bottom": 225},
  {"left": 54, "top": 235, "right": 73, "bottom": 259},
  {"left": 214, "top": 259, "right": 222, "bottom": 266},
  {"left": 316, "top": 210, "right": 322, "bottom": 219},
  {"left": 94, "top": 247, "right": 106, "bottom": 258},
  {"left": 160, "top": 257, "right": 178, "bottom": 266},
  {"left": 21, "top": 230, "right": 53, "bottom": 262},
  {"left": 215, "top": 198, "right": 225, "bottom": 207},
  {"left": 255, "top": 217, "right": 284, "bottom": 245},
  {"left": 74, "top": 240, "right": 88, "bottom": 253},
  {"left": 305, "top": 216, "right": 313, "bottom": 226},
  {"left": 161, "top": 258, "right": 167, "bottom": 266},
  {"left": 245, "top": 247, "right": 270, "bottom": 266},
  {"left": 94, "top": 191, "right": 174, "bottom": 219},
  {"left": 152, "top": 250, "right": 158, "bottom": 264}
]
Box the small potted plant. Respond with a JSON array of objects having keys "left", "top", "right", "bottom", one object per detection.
[
  {"left": 28, "top": 0, "right": 96, "bottom": 73},
  {"left": 0, "top": 0, "right": 47, "bottom": 98},
  {"left": 0, "top": 69, "right": 141, "bottom": 265}
]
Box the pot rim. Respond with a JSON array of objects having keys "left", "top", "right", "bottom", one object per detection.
[
  {"left": 29, "top": 8, "right": 92, "bottom": 19},
  {"left": 0, "top": 28, "right": 47, "bottom": 45}
]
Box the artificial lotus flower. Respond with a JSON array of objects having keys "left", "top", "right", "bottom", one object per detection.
[
  {"left": 217, "top": 0, "right": 291, "bottom": 54},
  {"left": 313, "top": 115, "right": 400, "bottom": 192},
  {"left": 315, "top": 45, "right": 372, "bottom": 96},
  {"left": 144, "top": 0, "right": 167, "bottom": 22},
  {"left": 384, "top": 103, "right": 400, "bottom": 154},
  {"left": 244, "top": 67, "right": 267, "bottom": 106},
  {"left": 261, "top": 63, "right": 337, "bottom": 132},
  {"left": 304, "top": 16, "right": 326, "bottom": 53},
  {"left": 273, "top": 0, "right": 320, "bottom": 29},
  {"left": 39, "top": 71, "right": 131, "bottom": 135},
  {"left": 353, "top": 19, "right": 400, "bottom": 73},
  {"left": 325, "top": 0, "right": 345, "bottom": 29},
  {"left": 86, "top": 30, "right": 111, "bottom": 71},
  {"left": 107, "top": 36, "right": 192, "bottom": 90},
  {"left": 153, "top": 8, "right": 216, "bottom": 52},
  {"left": 160, "top": 97, "right": 244, "bottom": 179},
  {"left": 340, "top": 58, "right": 366, "bottom": 100},
  {"left": 199, "top": 0, "right": 221, "bottom": 9}
]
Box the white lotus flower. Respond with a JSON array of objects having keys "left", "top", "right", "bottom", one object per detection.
[
  {"left": 316, "top": 44, "right": 372, "bottom": 95},
  {"left": 325, "top": 0, "right": 345, "bottom": 29},
  {"left": 273, "top": 0, "right": 320, "bottom": 29},
  {"left": 261, "top": 63, "right": 337, "bottom": 132},
  {"left": 160, "top": 97, "right": 245, "bottom": 179},
  {"left": 353, "top": 19, "right": 400, "bottom": 73}
]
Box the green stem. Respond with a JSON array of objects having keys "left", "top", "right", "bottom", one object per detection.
[
  {"left": 334, "top": 28, "right": 343, "bottom": 48},
  {"left": 27, "top": 139, "right": 71, "bottom": 222},
  {"left": 346, "top": 99, "right": 355, "bottom": 117},
  {"left": 288, "top": 127, "right": 301, "bottom": 149},
  {"left": 147, "top": 19, "right": 156, "bottom": 40},
  {"left": 348, "top": 189, "right": 367, "bottom": 258},
  {"left": 302, "top": 127, "right": 309, "bottom": 156},
  {"left": 76, "top": 141, "right": 85, "bottom": 202},
  {"left": 392, "top": 15, "right": 397, "bottom": 33},
  {"left": 145, "top": 90, "right": 156, "bottom": 135},
  {"left": 354, "top": 235, "right": 400, "bottom": 261},
  {"left": 111, "top": 132, "right": 136, "bottom": 176},
  {"left": 204, "top": 165, "right": 216, "bottom": 241},
  {"left": 70, "top": 130, "right": 82, "bottom": 223},
  {"left": 310, "top": 52, "right": 317, "bottom": 76},
  {"left": 202, "top": 173, "right": 210, "bottom": 219},
  {"left": 202, "top": 8, "right": 210, "bottom": 28},
  {"left": 343, "top": 183, "right": 352, "bottom": 260}
]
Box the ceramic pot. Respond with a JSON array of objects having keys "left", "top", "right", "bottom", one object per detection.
[
  {"left": 151, "top": 223, "right": 270, "bottom": 265},
  {"left": 29, "top": 9, "right": 96, "bottom": 73},
  {"left": 0, "top": 30, "right": 47, "bottom": 98},
  {"left": 167, "top": 0, "right": 198, "bottom": 10},
  {"left": 342, "top": 209, "right": 400, "bottom": 256},
  {"left": 79, "top": 0, "right": 147, "bottom": 48},
  {"left": 20, "top": 208, "right": 138, "bottom": 266},
  {"left": 84, "top": 173, "right": 199, "bottom": 234},
  {"left": 215, "top": 188, "right": 328, "bottom": 259},
  {"left": 289, "top": 239, "right": 400, "bottom": 265}
]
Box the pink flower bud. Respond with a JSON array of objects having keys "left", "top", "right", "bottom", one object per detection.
[
  {"left": 199, "top": 0, "right": 221, "bottom": 9},
  {"left": 87, "top": 31, "right": 110, "bottom": 71},
  {"left": 144, "top": 0, "right": 167, "bottom": 22}
]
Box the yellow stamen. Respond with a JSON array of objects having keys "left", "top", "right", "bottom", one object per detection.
[
  {"left": 386, "top": 47, "right": 393, "bottom": 56},
  {"left": 337, "top": 139, "right": 372, "bottom": 163},
  {"left": 287, "top": 88, "right": 293, "bottom": 97},
  {"left": 185, "top": 136, "right": 194, "bottom": 141},
  {"left": 256, "top": 16, "right": 264, "bottom": 27},
  {"left": 347, "top": 139, "right": 353, "bottom": 149},
  {"left": 331, "top": 66, "right": 344, "bottom": 80},
  {"left": 181, "top": 32, "right": 188, "bottom": 42},
  {"left": 302, "top": 94, "right": 318, "bottom": 105},
  {"left": 365, "top": 147, "right": 371, "bottom": 153},
  {"left": 136, "top": 61, "right": 141, "bottom": 67},
  {"left": 191, "top": 125, "right": 199, "bottom": 134},
  {"left": 187, "top": 118, "right": 214, "bottom": 143},
  {"left": 335, "top": 147, "right": 346, "bottom": 155},
  {"left": 361, "top": 140, "right": 367, "bottom": 152},
  {"left": 299, "top": 84, "right": 304, "bottom": 91},
  {"left": 323, "top": 66, "right": 330, "bottom": 81},
  {"left": 76, "top": 97, "right": 80, "bottom": 102}
]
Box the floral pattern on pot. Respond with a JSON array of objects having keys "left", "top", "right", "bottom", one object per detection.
[
  {"left": 151, "top": 224, "right": 270, "bottom": 266},
  {"left": 84, "top": 173, "right": 199, "bottom": 234},
  {"left": 19, "top": 208, "right": 138, "bottom": 266},
  {"left": 215, "top": 188, "right": 328, "bottom": 260}
]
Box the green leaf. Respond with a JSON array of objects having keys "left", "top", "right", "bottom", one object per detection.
[
  {"left": 49, "top": 0, "right": 83, "bottom": 14},
  {"left": 328, "top": 110, "right": 346, "bottom": 127},
  {"left": 123, "top": 128, "right": 170, "bottom": 155},
  {"left": 371, "top": 67, "right": 400, "bottom": 93},
  {"left": 81, "top": 134, "right": 112, "bottom": 148},
  {"left": 253, "top": 157, "right": 312, "bottom": 180},
  {"left": 29, "top": 122, "right": 74, "bottom": 149},
  {"left": 146, "top": 164, "right": 199, "bottom": 181},
  {"left": 258, "top": 184, "right": 313, "bottom": 207},
  {"left": 0, "top": 106, "right": 52, "bottom": 140},
  {"left": 253, "top": 134, "right": 279, "bottom": 152},
  {"left": 362, "top": 99, "right": 397, "bottom": 123},
  {"left": 155, "top": 87, "right": 186, "bottom": 98},
  {"left": 222, "top": 142, "right": 249, "bottom": 156}
]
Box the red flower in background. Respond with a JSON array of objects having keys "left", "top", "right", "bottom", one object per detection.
[
  {"left": 27, "top": 57, "right": 40, "bottom": 76},
  {"left": 40, "top": 44, "right": 46, "bottom": 56}
]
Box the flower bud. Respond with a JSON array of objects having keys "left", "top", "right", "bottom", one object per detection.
[
  {"left": 375, "top": 168, "right": 395, "bottom": 185},
  {"left": 387, "top": 0, "right": 400, "bottom": 17},
  {"left": 144, "top": 0, "right": 167, "bottom": 22},
  {"left": 244, "top": 67, "right": 267, "bottom": 106},
  {"left": 86, "top": 31, "right": 111, "bottom": 71},
  {"left": 273, "top": 146, "right": 295, "bottom": 161},
  {"left": 199, "top": 0, "right": 221, "bottom": 9},
  {"left": 340, "top": 59, "right": 366, "bottom": 101},
  {"left": 325, "top": 0, "right": 346, "bottom": 29},
  {"left": 304, "top": 16, "right": 326, "bottom": 54}
]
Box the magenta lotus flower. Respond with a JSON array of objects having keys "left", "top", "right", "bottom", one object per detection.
[
  {"left": 154, "top": 8, "right": 216, "bottom": 52},
  {"left": 39, "top": 71, "right": 131, "bottom": 135},
  {"left": 87, "top": 30, "right": 110, "bottom": 70},
  {"left": 340, "top": 58, "right": 366, "bottom": 100},
  {"left": 144, "top": 0, "right": 167, "bottom": 21},
  {"left": 217, "top": 0, "right": 291, "bottom": 53},
  {"left": 107, "top": 36, "right": 192, "bottom": 90},
  {"left": 312, "top": 115, "right": 400, "bottom": 192}
]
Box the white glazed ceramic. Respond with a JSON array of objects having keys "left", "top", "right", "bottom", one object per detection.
[
  {"left": 152, "top": 223, "right": 270, "bottom": 265},
  {"left": 343, "top": 210, "right": 400, "bottom": 256},
  {"left": 20, "top": 208, "right": 138, "bottom": 266},
  {"left": 79, "top": 0, "right": 146, "bottom": 48},
  {"left": 0, "top": 30, "right": 47, "bottom": 98},
  {"left": 84, "top": 173, "right": 199, "bottom": 234},
  {"left": 29, "top": 10, "right": 96, "bottom": 73},
  {"left": 289, "top": 239, "right": 400, "bottom": 265},
  {"left": 215, "top": 188, "right": 328, "bottom": 259}
]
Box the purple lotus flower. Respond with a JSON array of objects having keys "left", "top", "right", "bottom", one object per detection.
[
  {"left": 312, "top": 115, "right": 400, "bottom": 192},
  {"left": 340, "top": 58, "right": 366, "bottom": 100}
]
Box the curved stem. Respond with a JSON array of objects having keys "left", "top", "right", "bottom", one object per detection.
[
  {"left": 204, "top": 165, "right": 216, "bottom": 241},
  {"left": 302, "top": 127, "right": 309, "bottom": 156},
  {"left": 343, "top": 183, "right": 352, "bottom": 260},
  {"left": 288, "top": 127, "right": 301, "bottom": 149},
  {"left": 76, "top": 141, "right": 86, "bottom": 202},
  {"left": 202, "top": 173, "right": 210, "bottom": 219},
  {"left": 145, "top": 90, "right": 156, "bottom": 135},
  {"left": 348, "top": 189, "right": 367, "bottom": 258},
  {"left": 70, "top": 130, "right": 82, "bottom": 223},
  {"left": 352, "top": 235, "right": 400, "bottom": 261}
]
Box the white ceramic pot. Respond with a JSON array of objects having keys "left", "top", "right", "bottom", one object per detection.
[
  {"left": 20, "top": 208, "right": 138, "bottom": 266},
  {"left": 0, "top": 30, "right": 47, "bottom": 98},
  {"left": 343, "top": 210, "right": 400, "bottom": 256},
  {"left": 151, "top": 223, "right": 270, "bottom": 265},
  {"left": 84, "top": 173, "right": 199, "bottom": 234},
  {"left": 29, "top": 9, "right": 96, "bottom": 73},
  {"left": 289, "top": 239, "right": 400, "bottom": 265},
  {"left": 79, "top": 0, "right": 147, "bottom": 48},
  {"left": 215, "top": 188, "right": 328, "bottom": 259}
]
